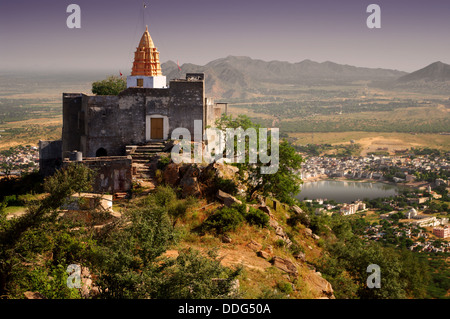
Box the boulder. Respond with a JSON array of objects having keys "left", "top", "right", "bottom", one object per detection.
[
  {"left": 179, "top": 166, "right": 202, "bottom": 197},
  {"left": 259, "top": 205, "right": 272, "bottom": 216},
  {"left": 291, "top": 205, "right": 304, "bottom": 215},
  {"left": 24, "top": 291, "right": 46, "bottom": 299},
  {"left": 272, "top": 256, "right": 298, "bottom": 276},
  {"left": 163, "top": 163, "right": 180, "bottom": 186},
  {"left": 278, "top": 235, "right": 292, "bottom": 247},
  {"left": 257, "top": 250, "right": 271, "bottom": 260},
  {"left": 304, "top": 228, "right": 313, "bottom": 237},
  {"left": 180, "top": 176, "right": 201, "bottom": 198},
  {"left": 216, "top": 190, "right": 242, "bottom": 207},
  {"left": 214, "top": 162, "right": 239, "bottom": 180},
  {"left": 269, "top": 218, "right": 279, "bottom": 229},
  {"left": 202, "top": 162, "right": 239, "bottom": 181},
  {"left": 294, "top": 252, "right": 306, "bottom": 262},
  {"left": 247, "top": 240, "right": 263, "bottom": 251},
  {"left": 305, "top": 271, "right": 335, "bottom": 299},
  {"left": 275, "top": 226, "right": 286, "bottom": 238},
  {"left": 80, "top": 266, "right": 100, "bottom": 299},
  {"left": 291, "top": 205, "right": 311, "bottom": 226},
  {"left": 255, "top": 194, "right": 266, "bottom": 205},
  {"left": 221, "top": 234, "right": 232, "bottom": 244}
]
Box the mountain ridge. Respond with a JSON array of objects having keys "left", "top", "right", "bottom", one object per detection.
[
  {"left": 161, "top": 56, "right": 407, "bottom": 99},
  {"left": 397, "top": 61, "right": 450, "bottom": 82}
]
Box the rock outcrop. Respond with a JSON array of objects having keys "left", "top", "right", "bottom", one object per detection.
[
  {"left": 179, "top": 165, "right": 202, "bottom": 197},
  {"left": 216, "top": 190, "right": 242, "bottom": 207},
  {"left": 272, "top": 256, "right": 298, "bottom": 276},
  {"left": 304, "top": 271, "right": 335, "bottom": 299},
  {"left": 162, "top": 163, "right": 181, "bottom": 186},
  {"left": 23, "top": 291, "right": 46, "bottom": 299}
]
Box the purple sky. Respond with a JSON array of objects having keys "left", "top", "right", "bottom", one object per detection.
[{"left": 1, "top": 0, "right": 449, "bottom": 73}]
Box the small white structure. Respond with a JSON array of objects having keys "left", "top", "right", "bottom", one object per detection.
[{"left": 126, "top": 75, "right": 166, "bottom": 89}]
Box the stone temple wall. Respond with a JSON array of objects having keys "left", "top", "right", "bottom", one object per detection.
[
  {"left": 62, "top": 76, "right": 207, "bottom": 158},
  {"left": 39, "top": 140, "right": 62, "bottom": 176},
  {"left": 63, "top": 156, "right": 133, "bottom": 193}
]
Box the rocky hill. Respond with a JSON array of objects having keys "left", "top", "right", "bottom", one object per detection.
[
  {"left": 162, "top": 56, "right": 406, "bottom": 99},
  {"left": 397, "top": 61, "right": 450, "bottom": 83},
  {"left": 140, "top": 160, "right": 336, "bottom": 299},
  {"left": 381, "top": 61, "right": 450, "bottom": 94}
]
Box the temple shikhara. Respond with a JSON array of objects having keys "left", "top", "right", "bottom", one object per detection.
[
  {"left": 39, "top": 25, "right": 227, "bottom": 193},
  {"left": 127, "top": 26, "right": 166, "bottom": 88}
]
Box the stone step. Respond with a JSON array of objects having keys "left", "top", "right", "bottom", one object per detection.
[
  {"left": 131, "top": 154, "right": 159, "bottom": 160},
  {"left": 132, "top": 148, "right": 163, "bottom": 152},
  {"left": 137, "top": 144, "right": 165, "bottom": 147},
  {"left": 133, "top": 151, "right": 164, "bottom": 156},
  {"left": 132, "top": 159, "right": 152, "bottom": 163}
]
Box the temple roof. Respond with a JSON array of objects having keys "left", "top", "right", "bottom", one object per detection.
[
  {"left": 138, "top": 26, "right": 155, "bottom": 49},
  {"left": 131, "top": 26, "right": 162, "bottom": 77}
]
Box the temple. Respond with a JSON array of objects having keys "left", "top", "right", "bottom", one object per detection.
[
  {"left": 39, "top": 26, "right": 228, "bottom": 193},
  {"left": 127, "top": 26, "right": 166, "bottom": 89}
]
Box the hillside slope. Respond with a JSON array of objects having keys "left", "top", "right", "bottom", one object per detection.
[
  {"left": 391, "top": 61, "right": 450, "bottom": 94},
  {"left": 149, "top": 161, "right": 335, "bottom": 299}
]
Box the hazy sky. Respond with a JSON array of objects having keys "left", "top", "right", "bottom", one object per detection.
[{"left": 1, "top": 0, "right": 449, "bottom": 73}]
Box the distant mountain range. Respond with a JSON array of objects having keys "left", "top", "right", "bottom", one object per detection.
[
  {"left": 162, "top": 56, "right": 406, "bottom": 99},
  {"left": 161, "top": 57, "right": 450, "bottom": 98}
]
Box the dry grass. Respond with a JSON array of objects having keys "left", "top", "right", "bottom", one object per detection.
[{"left": 290, "top": 131, "right": 450, "bottom": 153}]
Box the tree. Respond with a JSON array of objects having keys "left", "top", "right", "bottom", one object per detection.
[
  {"left": 153, "top": 248, "right": 241, "bottom": 299},
  {"left": 215, "top": 114, "right": 303, "bottom": 204},
  {"left": 92, "top": 76, "right": 126, "bottom": 95},
  {"left": 0, "top": 163, "right": 95, "bottom": 297},
  {"left": 92, "top": 189, "right": 240, "bottom": 299}
]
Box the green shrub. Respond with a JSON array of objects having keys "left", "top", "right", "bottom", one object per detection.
[
  {"left": 202, "top": 206, "right": 244, "bottom": 234},
  {"left": 287, "top": 213, "right": 310, "bottom": 228},
  {"left": 289, "top": 241, "right": 305, "bottom": 256},
  {"left": 276, "top": 280, "right": 293, "bottom": 294},
  {"left": 215, "top": 177, "right": 238, "bottom": 196},
  {"left": 245, "top": 207, "right": 269, "bottom": 228},
  {"left": 157, "top": 155, "right": 171, "bottom": 170},
  {"left": 91, "top": 76, "right": 126, "bottom": 95},
  {"left": 275, "top": 239, "right": 285, "bottom": 248},
  {"left": 151, "top": 185, "right": 177, "bottom": 207}
]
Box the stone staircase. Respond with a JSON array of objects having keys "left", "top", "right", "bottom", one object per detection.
[{"left": 126, "top": 142, "right": 167, "bottom": 184}]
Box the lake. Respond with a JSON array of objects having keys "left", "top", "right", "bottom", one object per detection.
[{"left": 296, "top": 180, "right": 401, "bottom": 203}]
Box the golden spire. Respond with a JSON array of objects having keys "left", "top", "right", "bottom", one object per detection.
[
  {"left": 138, "top": 26, "right": 155, "bottom": 49},
  {"left": 131, "top": 26, "right": 162, "bottom": 76}
]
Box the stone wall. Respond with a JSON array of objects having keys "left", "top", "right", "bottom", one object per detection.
[
  {"left": 205, "top": 98, "right": 227, "bottom": 129},
  {"left": 63, "top": 156, "right": 133, "bottom": 193},
  {"left": 84, "top": 95, "right": 144, "bottom": 157},
  {"left": 62, "top": 93, "right": 84, "bottom": 158},
  {"left": 62, "top": 75, "right": 210, "bottom": 158},
  {"left": 39, "top": 140, "right": 62, "bottom": 176},
  {"left": 168, "top": 79, "right": 204, "bottom": 139}
]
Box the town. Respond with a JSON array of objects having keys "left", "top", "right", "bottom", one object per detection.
[
  {"left": 0, "top": 145, "right": 39, "bottom": 177},
  {"left": 300, "top": 149, "right": 450, "bottom": 252}
]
